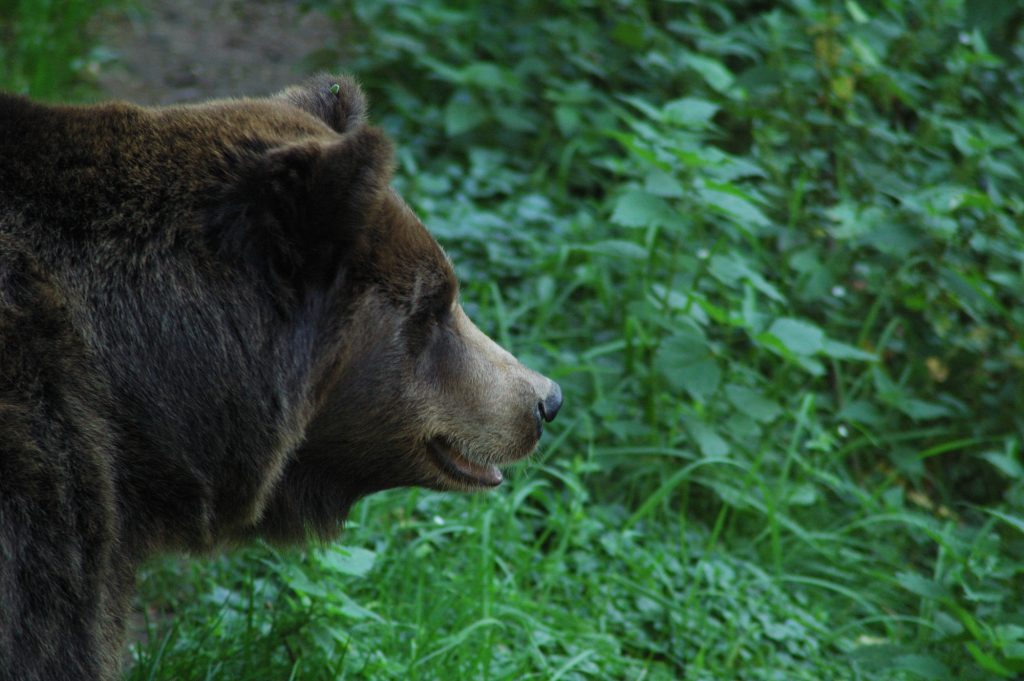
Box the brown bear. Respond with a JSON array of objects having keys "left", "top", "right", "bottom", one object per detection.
[{"left": 0, "top": 75, "right": 562, "bottom": 681}]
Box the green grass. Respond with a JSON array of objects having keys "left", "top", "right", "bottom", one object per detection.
[
  {"left": 132, "top": 489, "right": 865, "bottom": 680},
  {"left": 0, "top": 0, "right": 117, "bottom": 97},
  {"left": 6, "top": 0, "right": 1024, "bottom": 678}
]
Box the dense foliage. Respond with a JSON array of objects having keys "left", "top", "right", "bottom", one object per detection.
[
  {"left": 6, "top": 0, "right": 1024, "bottom": 678},
  {"left": 0, "top": 0, "right": 116, "bottom": 97}
]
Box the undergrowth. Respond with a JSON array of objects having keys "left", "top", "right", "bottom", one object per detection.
[
  {"left": 8, "top": 0, "right": 1023, "bottom": 679},
  {"left": 0, "top": 0, "right": 117, "bottom": 97}
]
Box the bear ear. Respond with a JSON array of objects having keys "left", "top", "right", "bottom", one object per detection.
[
  {"left": 210, "top": 126, "right": 394, "bottom": 288},
  {"left": 262, "top": 125, "right": 394, "bottom": 244},
  {"left": 277, "top": 74, "right": 367, "bottom": 134}
]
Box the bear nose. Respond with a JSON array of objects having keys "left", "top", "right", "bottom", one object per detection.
[{"left": 538, "top": 382, "right": 563, "bottom": 423}]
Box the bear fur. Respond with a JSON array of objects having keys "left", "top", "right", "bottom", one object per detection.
[{"left": 0, "top": 75, "right": 561, "bottom": 681}]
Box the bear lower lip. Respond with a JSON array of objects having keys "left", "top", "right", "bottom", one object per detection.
[{"left": 426, "top": 436, "right": 503, "bottom": 488}]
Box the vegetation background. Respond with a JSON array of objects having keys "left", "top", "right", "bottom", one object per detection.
[{"left": 2, "top": 0, "right": 1023, "bottom": 678}]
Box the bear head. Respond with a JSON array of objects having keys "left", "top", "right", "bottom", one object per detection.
[{"left": 208, "top": 76, "right": 563, "bottom": 540}]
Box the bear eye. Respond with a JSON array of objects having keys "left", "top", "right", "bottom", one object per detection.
[
  {"left": 422, "top": 280, "right": 454, "bottom": 324},
  {"left": 408, "top": 289, "right": 451, "bottom": 333},
  {"left": 404, "top": 291, "right": 451, "bottom": 355},
  {"left": 432, "top": 295, "right": 453, "bottom": 322}
]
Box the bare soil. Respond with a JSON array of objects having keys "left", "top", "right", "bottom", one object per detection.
[{"left": 92, "top": 0, "right": 344, "bottom": 104}]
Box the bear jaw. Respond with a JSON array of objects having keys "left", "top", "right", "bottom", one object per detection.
[{"left": 425, "top": 435, "right": 504, "bottom": 489}]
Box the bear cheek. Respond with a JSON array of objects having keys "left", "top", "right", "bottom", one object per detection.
[
  {"left": 431, "top": 307, "right": 548, "bottom": 463},
  {"left": 313, "top": 304, "right": 424, "bottom": 453}
]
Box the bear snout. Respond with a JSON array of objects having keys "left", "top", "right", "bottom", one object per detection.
[{"left": 538, "top": 382, "right": 563, "bottom": 424}]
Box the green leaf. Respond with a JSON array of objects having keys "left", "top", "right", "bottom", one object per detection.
[
  {"left": 898, "top": 399, "right": 951, "bottom": 421},
  {"left": 335, "top": 591, "right": 384, "bottom": 622},
  {"left": 700, "top": 186, "right": 771, "bottom": 231},
  {"left": 850, "top": 36, "right": 880, "bottom": 67},
  {"left": 767, "top": 318, "right": 825, "bottom": 356},
  {"left": 687, "top": 421, "right": 729, "bottom": 457},
  {"left": 663, "top": 98, "right": 719, "bottom": 128},
  {"left": 281, "top": 565, "right": 328, "bottom": 598},
  {"left": 966, "top": 642, "right": 1015, "bottom": 677},
  {"left": 827, "top": 202, "right": 884, "bottom": 239},
  {"left": 981, "top": 451, "right": 1024, "bottom": 479},
  {"left": 554, "top": 105, "right": 581, "bottom": 134},
  {"left": 821, "top": 339, "right": 877, "bottom": 361},
  {"left": 644, "top": 169, "right": 684, "bottom": 198},
  {"left": 895, "top": 572, "right": 949, "bottom": 600},
  {"left": 611, "top": 190, "right": 675, "bottom": 229},
  {"left": 578, "top": 239, "right": 649, "bottom": 260},
  {"left": 492, "top": 106, "right": 537, "bottom": 132},
  {"left": 618, "top": 94, "right": 662, "bottom": 122},
  {"left": 684, "top": 53, "right": 735, "bottom": 93},
  {"left": 889, "top": 654, "right": 952, "bottom": 680},
  {"left": 460, "top": 62, "right": 517, "bottom": 90},
  {"left": 984, "top": 509, "right": 1024, "bottom": 537},
  {"left": 725, "top": 384, "right": 782, "bottom": 423},
  {"left": 679, "top": 359, "right": 722, "bottom": 401},
  {"left": 611, "top": 21, "right": 646, "bottom": 49},
  {"left": 788, "top": 482, "right": 820, "bottom": 506},
  {"left": 321, "top": 546, "right": 376, "bottom": 577},
  {"left": 445, "top": 94, "right": 487, "bottom": 136},
  {"left": 708, "top": 254, "right": 785, "bottom": 302},
  {"left": 838, "top": 400, "right": 883, "bottom": 425},
  {"left": 655, "top": 325, "right": 721, "bottom": 400},
  {"left": 845, "top": 0, "right": 870, "bottom": 23}
]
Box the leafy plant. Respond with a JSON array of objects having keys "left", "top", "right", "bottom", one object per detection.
[
  {"left": 0, "top": 0, "right": 117, "bottom": 97},
  {"left": 11, "top": 0, "right": 1022, "bottom": 678}
]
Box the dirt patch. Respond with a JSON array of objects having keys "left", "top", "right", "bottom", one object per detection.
[{"left": 93, "top": 0, "right": 343, "bottom": 104}]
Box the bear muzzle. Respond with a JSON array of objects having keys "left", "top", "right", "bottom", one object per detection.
[
  {"left": 421, "top": 377, "right": 562, "bottom": 491},
  {"left": 538, "top": 382, "right": 563, "bottom": 424},
  {"left": 416, "top": 305, "right": 563, "bottom": 491}
]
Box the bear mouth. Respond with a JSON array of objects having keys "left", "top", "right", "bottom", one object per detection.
[{"left": 426, "top": 436, "right": 504, "bottom": 488}]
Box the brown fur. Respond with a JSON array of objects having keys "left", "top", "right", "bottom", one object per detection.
[{"left": 0, "top": 75, "right": 560, "bottom": 680}]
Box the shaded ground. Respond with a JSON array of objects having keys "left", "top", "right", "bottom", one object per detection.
[{"left": 93, "top": 0, "right": 343, "bottom": 104}]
